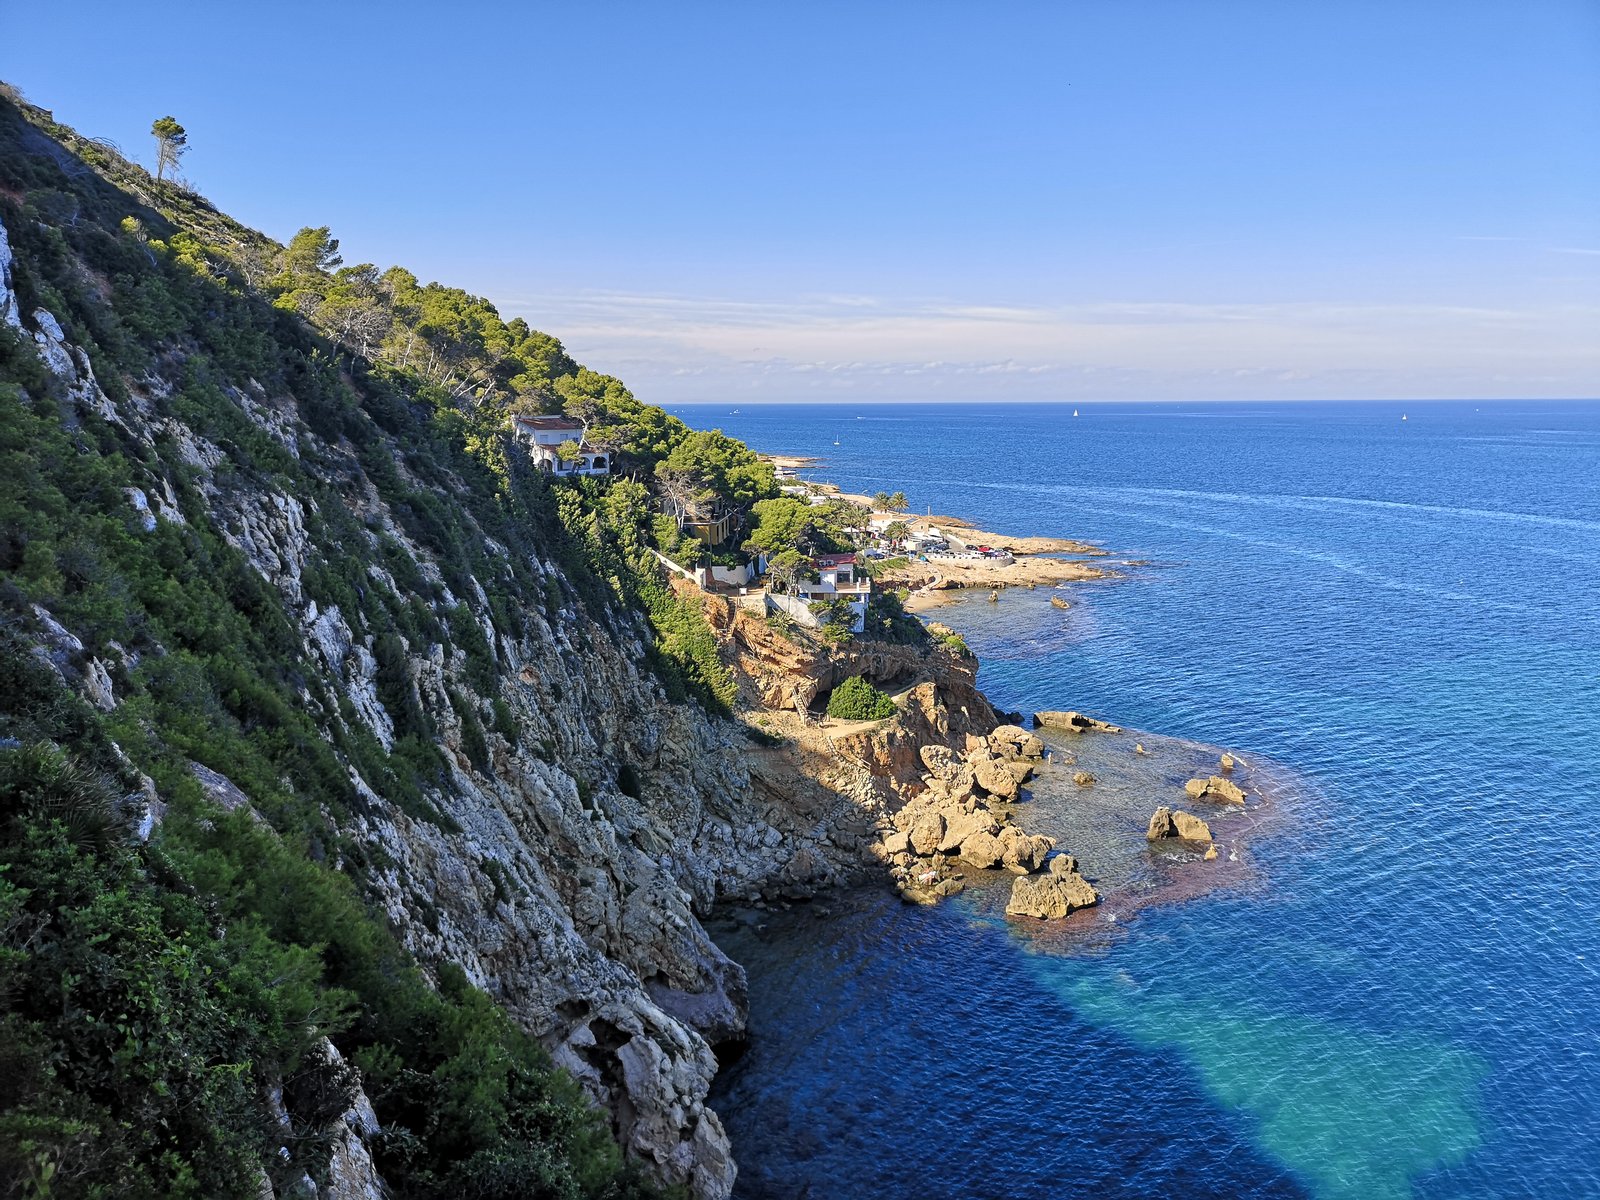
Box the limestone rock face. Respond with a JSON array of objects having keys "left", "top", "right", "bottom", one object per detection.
[
  {"left": 1146, "top": 806, "right": 1213, "bottom": 842},
  {"left": 919, "top": 743, "right": 960, "bottom": 778},
  {"left": 1033, "top": 710, "right": 1123, "bottom": 734},
  {"left": 1005, "top": 869, "right": 1099, "bottom": 919},
  {"left": 4, "top": 199, "right": 1130, "bottom": 1200},
  {"left": 317, "top": 1042, "right": 386, "bottom": 1200},
  {"left": 1185, "top": 775, "right": 1247, "bottom": 805}
]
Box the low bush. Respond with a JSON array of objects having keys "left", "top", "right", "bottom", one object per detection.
[{"left": 825, "top": 675, "right": 897, "bottom": 721}]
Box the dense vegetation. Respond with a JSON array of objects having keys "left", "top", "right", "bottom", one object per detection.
[
  {"left": 0, "top": 89, "right": 708, "bottom": 1198},
  {"left": 824, "top": 675, "right": 898, "bottom": 722}
]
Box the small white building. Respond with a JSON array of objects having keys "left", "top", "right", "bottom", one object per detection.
[
  {"left": 511, "top": 415, "right": 610, "bottom": 477},
  {"left": 792, "top": 552, "right": 870, "bottom": 633}
]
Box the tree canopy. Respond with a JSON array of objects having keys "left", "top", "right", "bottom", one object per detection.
[
  {"left": 150, "top": 115, "right": 186, "bottom": 185},
  {"left": 658, "top": 428, "right": 776, "bottom": 512}
]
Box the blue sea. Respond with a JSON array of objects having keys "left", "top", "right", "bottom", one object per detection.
[{"left": 673, "top": 400, "right": 1600, "bottom": 1200}]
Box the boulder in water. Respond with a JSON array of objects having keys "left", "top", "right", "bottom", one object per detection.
[
  {"left": 1005, "top": 869, "right": 1099, "bottom": 919},
  {"left": 1033, "top": 710, "right": 1123, "bottom": 734},
  {"left": 998, "top": 827, "right": 1053, "bottom": 874},
  {"left": 1072, "top": 770, "right": 1096, "bottom": 787},
  {"left": 1184, "top": 775, "right": 1246, "bottom": 805},
  {"left": 1146, "top": 806, "right": 1213, "bottom": 842}
]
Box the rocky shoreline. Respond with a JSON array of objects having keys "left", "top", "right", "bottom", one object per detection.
[{"left": 693, "top": 515, "right": 1269, "bottom": 945}]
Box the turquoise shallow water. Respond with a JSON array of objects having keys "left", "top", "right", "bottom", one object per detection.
[{"left": 680, "top": 400, "right": 1600, "bottom": 1199}]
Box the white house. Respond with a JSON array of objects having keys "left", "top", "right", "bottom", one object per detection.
[
  {"left": 511, "top": 415, "right": 610, "bottom": 477},
  {"left": 792, "top": 552, "right": 870, "bottom": 633}
]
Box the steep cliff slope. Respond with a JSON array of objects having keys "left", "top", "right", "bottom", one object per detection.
[{"left": 0, "top": 94, "right": 891, "bottom": 1199}]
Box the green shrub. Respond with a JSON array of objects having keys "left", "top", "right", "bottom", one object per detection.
[{"left": 825, "top": 675, "right": 897, "bottom": 721}]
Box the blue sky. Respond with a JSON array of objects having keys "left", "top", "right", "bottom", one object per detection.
[{"left": 5, "top": 1, "right": 1597, "bottom": 400}]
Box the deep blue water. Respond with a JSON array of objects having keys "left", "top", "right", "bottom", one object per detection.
[{"left": 677, "top": 400, "right": 1600, "bottom": 1200}]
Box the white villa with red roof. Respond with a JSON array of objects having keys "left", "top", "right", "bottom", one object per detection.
[
  {"left": 511, "top": 415, "right": 610, "bottom": 477},
  {"left": 791, "top": 551, "right": 870, "bottom": 633}
]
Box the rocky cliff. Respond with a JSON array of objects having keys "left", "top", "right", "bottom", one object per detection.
[
  {"left": 0, "top": 93, "right": 1085, "bottom": 1199},
  {"left": 0, "top": 99, "right": 927, "bottom": 1199}
]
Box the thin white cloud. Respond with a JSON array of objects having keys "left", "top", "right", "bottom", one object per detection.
[{"left": 497, "top": 289, "right": 1600, "bottom": 401}]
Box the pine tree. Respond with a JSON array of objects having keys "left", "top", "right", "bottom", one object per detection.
[{"left": 150, "top": 115, "right": 187, "bottom": 184}]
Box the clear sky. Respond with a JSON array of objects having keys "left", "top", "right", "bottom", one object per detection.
[{"left": 5, "top": 1, "right": 1598, "bottom": 401}]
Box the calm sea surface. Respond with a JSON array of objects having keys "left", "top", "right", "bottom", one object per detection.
[{"left": 673, "top": 400, "right": 1600, "bottom": 1200}]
